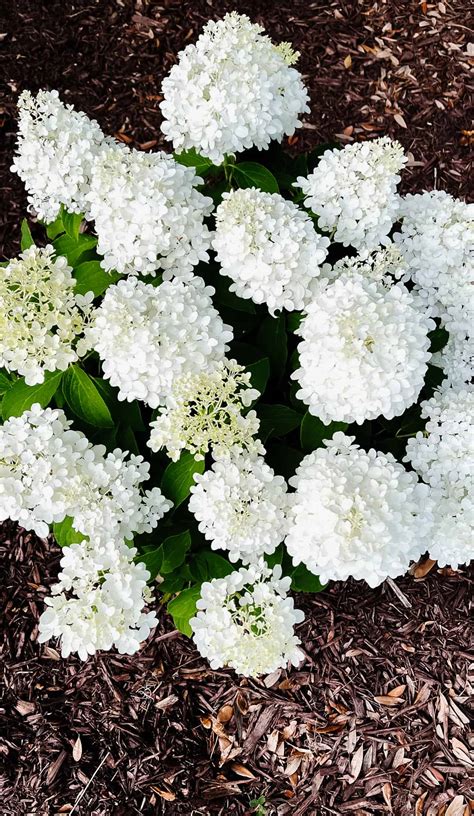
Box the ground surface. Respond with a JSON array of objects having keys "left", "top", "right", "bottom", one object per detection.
[{"left": 0, "top": 1, "right": 473, "bottom": 814}]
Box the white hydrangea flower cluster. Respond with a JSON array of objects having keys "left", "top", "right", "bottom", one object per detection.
[
  {"left": 320, "top": 244, "right": 406, "bottom": 288},
  {"left": 0, "top": 404, "right": 172, "bottom": 541},
  {"left": 212, "top": 187, "right": 329, "bottom": 314},
  {"left": 393, "top": 191, "right": 474, "bottom": 334},
  {"left": 405, "top": 384, "right": 474, "bottom": 569},
  {"left": 189, "top": 449, "right": 288, "bottom": 563},
  {"left": 85, "top": 276, "right": 232, "bottom": 408},
  {"left": 160, "top": 12, "right": 309, "bottom": 164},
  {"left": 285, "top": 433, "right": 433, "bottom": 587},
  {"left": 148, "top": 359, "right": 262, "bottom": 461},
  {"left": 86, "top": 145, "right": 213, "bottom": 278},
  {"left": 292, "top": 274, "right": 435, "bottom": 424},
  {"left": 190, "top": 562, "right": 304, "bottom": 675},
  {"left": 432, "top": 331, "right": 474, "bottom": 388},
  {"left": 11, "top": 89, "right": 109, "bottom": 222},
  {"left": 0, "top": 245, "right": 92, "bottom": 385},
  {"left": 38, "top": 536, "right": 157, "bottom": 660},
  {"left": 296, "top": 137, "right": 406, "bottom": 250}
]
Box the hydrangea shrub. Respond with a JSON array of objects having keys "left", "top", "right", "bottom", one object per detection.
[{"left": 1, "top": 12, "right": 472, "bottom": 677}]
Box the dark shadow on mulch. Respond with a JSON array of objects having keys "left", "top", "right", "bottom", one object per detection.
[
  {"left": 1, "top": 523, "right": 473, "bottom": 815},
  {"left": 1, "top": 0, "right": 473, "bottom": 259}
]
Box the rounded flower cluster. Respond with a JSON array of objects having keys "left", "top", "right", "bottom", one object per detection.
[
  {"left": 190, "top": 562, "right": 305, "bottom": 675},
  {"left": 405, "top": 384, "right": 474, "bottom": 569},
  {"left": 285, "top": 433, "right": 433, "bottom": 587},
  {"left": 212, "top": 188, "right": 329, "bottom": 314},
  {"left": 0, "top": 245, "right": 92, "bottom": 385},
  {"left": 432, "top": 331, "right": 473, "bottom": 388},
  {"left": 0, "top": 404, "right": 172, "bottom": 541},
  {"left": 189, "top": 449, "right": 288, "bottom": 563},
  {"left": 85, "top": 276, "right": 233, "bottom": 408},
  {"left": 160, "top": 12, "right": 309, "bottom": 164},
  {"left": 393, "top": 191, "right": 474, "bottom": 333},
  {"left": 38, "top": 536, "right": 157, "bottom": 660},
  {"left": 148, "top": 359, "right": 262, "bottom": 461},
  {"left": 296, "top": 137, "right": 406, "bottom": 251},
  {"left": 86, "top": 145, "right": 213, "bottom": 278},
  {"left": 292, "top": 274, "right": 435, "bottom": 424},
  {"left": 11, "top": 89, "right": 108, "bottom": 222}
]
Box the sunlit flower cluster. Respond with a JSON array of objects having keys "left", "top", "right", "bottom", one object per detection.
[
  {"left": 405, "top": 384, "right": 474, "bottom": 569},
  {"left": 0, "top": 245, "right": 92, "bottom": 385},
  {"left": 160, "top": 12, "right": 309, "bottom": 164},
  {"left": 11, "top": 89, "right": 108, "bottom": 222},
  {"left": 85, "top": 276, "right": 232, "bottom": 408},
  {"left": 213, "top": 187, "right": 329, "bottom": 313},
  {"left": 86, "top": 145, "right": 213, "bottom": 278},
  {"left": 292, "top": 274, "right": 435, "bottom": 424},
  {"left": 189, "top": 449, "right": 288, "bottom": 563},
  {"left": 190, "top": 562, "right": 305, "bottom": 675},
  {"left": 432, "top": 331, "right": 473, "bottom": 388},
  {"left": 296, "top": 137, "right": 406, "bottom": 251},
  {"left": 285, "top": 433, "right": 433, "bottom": 587},
  {"left": 148, "top": 359, "right": 262, "bottom": 461},
  {"left": 38, "top": 536, "right": 157, "bottom": 660}
]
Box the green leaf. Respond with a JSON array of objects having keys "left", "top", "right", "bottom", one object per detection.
[
  {"left": 20, "top": 219, "right": 34, "bottom": 251},
  {"left": 62, "top": 209, "right": 84, "bottom": 241},
  {"left": 265, "top": 442, "right": 304, "bottom": 481},
  {"left": 45, "top": 212, "right": 65, "bottom": 240},
  {"left": 159, "top": 573, "right": 186, "bottom": 595},
  {"left": 287, "top": 312, "right": 303, "bottom": 333},
  {"left": 138, "top": 548, "right": 163, "bottom": 581},
  {"left": 167, "top": 585, "right": 202, "bottom": 637},
  {"left": 73, "top": 260, "right": 120, "bottom": 297},
  {"left": 91, "top": 377, "right": 144, "bottom": 431},
  {"left": 290, "top": 564, "right": 326, "bottom": 593},
  {"left": 53, "top": 233, "right": 97, "bottom": 267},
  {"left": 161, "top": 452, "right": 205, "bottom": 508},
  {"left": 246, "top": 357, "right": 270, "bottom": 396},
  {"left": 256, "top": 404, "right": 302, "bottom": 441},
  {"left": 52, "top": 516, "right": 85, "bottom": 547},
  {"left": 160, "top": 530, "right": 192, "bottom": 574},
  {"left": 429, "top": 326, "right": 449, "bottom": 354},
  {"left": 116, "top": 424, "right": 139, "bottom": 455},
  {"left": 189, "top": 551, "right": 233, "bottom": 583},
  {"left": 175, "top": 148, "right": 215, "bottom": 177},
  {"left": 257, "top": 314, "right": 288, "bottom": 378},
  {"left": 233, "top": 162, "right": 279, "bottom": 194},
  {"left": 62, "top": 365, "right": 114, "bottom": 428},
  {"left": 0, "top": 370, "right": 13, "bottom": 395},
  {"left": 2, "top": 370, "right": 63, "bottom": 420},
  {"left": 300, "top": 412, "right": 348, "bottom": 452}
]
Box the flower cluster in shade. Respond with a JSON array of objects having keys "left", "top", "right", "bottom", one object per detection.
[
  {"left": 148, "top": 360, "right": 262, "bottom": 462},
  {"left": 0, "top": 245, "right": 92, "bottom": 385},
  {"left": 85, "top": 276, "right": 232, "bottom": 408},
  {"left": 213, "top": 187, "right": 329, "bottom": 314},
  {"left": 160, "top": 12, "right": 309, "bottom": 164},
  {"left": 393, "top": 191, "right": 474, "bottom": 334},
  {"left": 285, "top": 434, "right": 434, "bottom": 588},
  {"left": 189, "top": 449, "right": 288, "bottom": 563},
  {"left": 296, "top": 137, "right": 406, "bottom": 250},
  {"left": 86, "top": 145, "right": 213, "bottom": 278},
  {"left": 0, "top": 405, "right": 172, "bottom": 660},
  {"left": 11, "top": 89, "right": 109, "bottom": 222},
  {"left": 292, "top": 273, "right": 435, "bottom": 425},
  {"left": 38, "top": 537, "right": 158, "bottom": 661},
  {"left": 405, "top": 384, "right": 474, "bottom": 570},
  {"left": 190, "top": 562, "right": 305, "bottom": 676}
]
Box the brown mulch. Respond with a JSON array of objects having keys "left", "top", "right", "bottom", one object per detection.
[
  {"left": 1, "top": 523, "right": 473, "bottom": 815},
  {"left": 1, "top": 0, "right": 473, "bottom": 259}
]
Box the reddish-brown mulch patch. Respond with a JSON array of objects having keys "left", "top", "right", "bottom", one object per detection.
[
  {"left": 1, "top": 524, "right": 473, "bottom": 815},
  {"left": 1, "top": 0, "right": 473, "bottom": 258}
]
